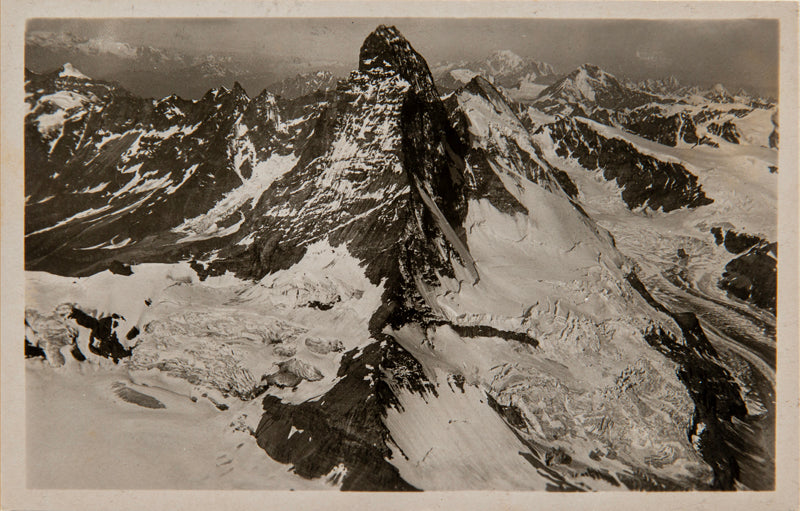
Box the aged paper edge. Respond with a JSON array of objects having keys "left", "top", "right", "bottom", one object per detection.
[{"left": 1, "top": 1, "right": 798, "bottom": 510}]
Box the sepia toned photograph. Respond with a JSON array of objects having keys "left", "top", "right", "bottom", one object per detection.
[{"left": 2, "top": 1, "right": 799, "bottom": 509}]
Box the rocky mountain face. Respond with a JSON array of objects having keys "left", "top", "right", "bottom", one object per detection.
[
  {"left": 25, "top": 64, "right": 296, "bottom": 276},
  {"left": 517, "top": 61, "right": 778, "bottom": 316},
  {"left": 535, "top": 64, "right": 660, "bottom": 114},
  {"left": 544, "top": 117, "right": 713, "bottom": 212},
  {"left": 25, "top": 25, "right": 776, "bottom": 492},
  {"left": 711, "top": 228, "right": 777, "bottom": 313}
]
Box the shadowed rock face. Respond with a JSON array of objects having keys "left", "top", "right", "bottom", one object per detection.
[
  {"left": 24, "top": 72, "right": 289, "bottom": 276},
  {"left": 247, "top": 25, "right": 474, "bottom": 490},
  {"left": 548, "top": 117, "right": 713, "bottom": 212},
  {"left": 25, "top": 339, "right": 47, "bottom": 359},
  {"left": 25, "top": 305, "right": 128, "bottom": 364},
  {"left": 255, "top": 341, "right": 429, "bottom": 491},
  {"left": 719, "top": 244, "right": 777, "bottom": 314},
  {"left": 583, "top": 106, "right": 718, "bottom": 149},
  {"left": 68, "top": 307, "right": 132, "bottom": 363},
  {"left": 31, "top": 56, "right": 344, "bottom": 276},
  {"left": 707, "top": 120, "right": 741, "bottom": 144},
  {"left": 241, "top": 27, "right": 746, "bottom": 490},
  {"left": 623, "top": 110, "right": 700, "bottom": 146},
  {"left": 711, "top": 227, "right": 764, "bottom": 255},
  {"left": 626, "top": 273, "right": 747, "bottom": 489},
  {"left": 454, "top": 76, "right": 581, "bottom": 204},
  {"left": 206, "top": 25, "right": 475, "bottom": 323},
  {"left": 710, "top": 228, "right": 777, "bottom": 313},
  {"left": 359, "top": 25, "right": 441, "bottom": 104}
]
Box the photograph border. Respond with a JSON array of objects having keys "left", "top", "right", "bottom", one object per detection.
[{"left": 2, "top": 1, "right": 798, "bottom": 510}]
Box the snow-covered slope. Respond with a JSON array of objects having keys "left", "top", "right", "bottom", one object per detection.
[
  {"left": 531, "top": 96, "right": 776, "bottom": 488},
  {"left": 534, "top": 64, "right": 658, "bottom": 114},
  {"left": 24, "top": 67, "right": 322, "bottom": 277}
]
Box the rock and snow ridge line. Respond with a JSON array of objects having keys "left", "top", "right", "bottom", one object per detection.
[{"left": 24, "top": 65, "right": 311, "bottom": 276}]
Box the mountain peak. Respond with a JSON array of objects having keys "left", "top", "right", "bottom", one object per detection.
[
  {"left": 359, "top": 25, "right": 408, "bottom": 68},
  {"left": 707, "top": 83, "right": 733, "bottom": 102},
  {"left": 254, "top": 88, "right": 274, "bottom": 100},
  {"left": 359, "top": 25, "right": 438, "bottom": 101},
  {"left": 359, "top": 25, "right": 414, "bottom": 68},
  {"left": 266, "top": 70, "right": 339, "bottom": 99},
  {"left": 465, "top": 74, "right": 509, "bottom": 102},
  {"left": 486, "top": 49, "right": 525, "bottom": 70},
  {"left": 635, "top": 76, "right": 682, "bottom": 95},
  {"left": 232, "top": 81, "right": 249, "bottom": 98},
  {"left": 372, "top": 24, "right": 404, "bottom": 43},
  {"left": 58, "top": 62, "right": 89, "bottom": 80},
  {"left": 575, "top": 63, "right": 607, "bottom": 78},
  {"left": 535, "top": 62, "right": 659, "bottom": 112},
  {"left": 463, "top": 75, "right": 521, "bottom": 122}
]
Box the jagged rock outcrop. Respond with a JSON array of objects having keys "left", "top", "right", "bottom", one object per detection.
[
  {"left": 719, "top": 244, "right": 777, "bottom": 313},
  {"left": 24, "top": 69, "right": 294, "bottom": 276},
  {"left": 24, "top": 304, "right": 130, "bottom": 364},
  {"left": 710, "top": 228, "right": 777, "bottom": 313},
  {"left": 622, "top": 108, "right": 700, "bottom": 146},
  {"left": 546, "top": 117, "right": 713, "bottom": 211},
  {"left": 707, "top": 120, "right": 741, "bottom": 144}
]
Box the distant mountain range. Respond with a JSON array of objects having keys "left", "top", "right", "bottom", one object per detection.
[
  {"left": 25, "top": 30, "right": 349, "bottom": 98},
  {"left": 431, "top": 50, "right": 560, "bottom": 100},
  {"left": 266, "top": 71, "right": 340, "bottom": 99},
  {"left": 28, "top": 32, "right": 774, "bottom": 105}
]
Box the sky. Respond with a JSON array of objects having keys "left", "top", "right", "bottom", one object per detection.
[{"left": 26, "top": 18, "right": 779, "bottom": 98}]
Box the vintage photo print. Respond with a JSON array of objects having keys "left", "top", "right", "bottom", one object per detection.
[{"left": 2, "top": 1, "right": 798, "bottom": 510}]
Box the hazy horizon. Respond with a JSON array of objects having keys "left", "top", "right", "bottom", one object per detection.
[{"left": 26, "top": 18, "right": 779, "bottom": 99}]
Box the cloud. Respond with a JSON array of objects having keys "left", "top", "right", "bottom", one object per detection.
[
  {"left": 27, "top": 31, "right": 138, "bottom": 59},
  {"left": 79, "top": 36, "right": 138, "bottom": 59}
]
